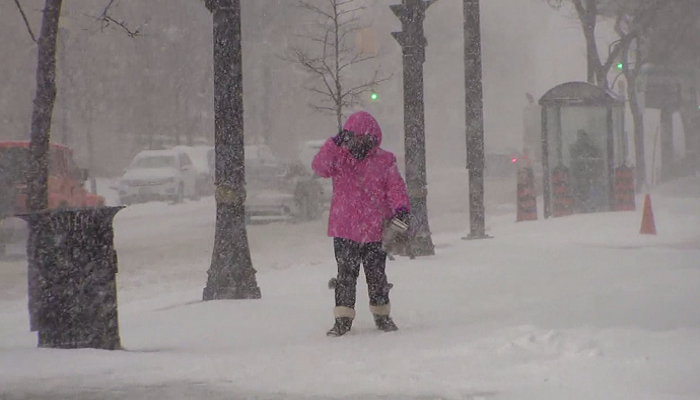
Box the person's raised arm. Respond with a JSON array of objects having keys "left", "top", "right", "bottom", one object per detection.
[{"left": 312, "top": 131, "right": 353, "bottom": 178}]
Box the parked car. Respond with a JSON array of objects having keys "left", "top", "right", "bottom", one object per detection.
[
  {"left": 118, "top": 149, "right": 199, "bottom": 205},
  {"left": 246, "top": 156, "right": 323, "bottom": 223},
  {"left": 0, "top": 141, "right": 104, "bottom": 255},
  {"left": 205, "top": 145, "right": 322, "bottom": 222},
  {"left": 172, "top": 145, "right": 214, "bottom": 196}
]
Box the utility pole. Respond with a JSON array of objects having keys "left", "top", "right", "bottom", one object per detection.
[
  {"left": 391, "top": 0, "right": 435, "bottom": 257},
  {"left": 463, "top": 0, "right": 490, "bottom": 240},
  {"left": 202, "top": 0, "right": 261, "bottom": 301}
]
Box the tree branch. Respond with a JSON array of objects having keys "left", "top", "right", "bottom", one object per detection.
[
  {"left": 602, "top": 0, "right": 665, "bottom": 73},
  {"left": 89, "top": 0, "right": 142, "bottom": 37},
  {"left": 340, "top": 71, "right": 393, "bottom": 100},
  {"left": 13, "top": 0, "right": 37, "bottom": 43},
  {"left": 289, "top": 0, "right": 388, "bottom": 122},
  {"left": 299, "top": 0, "right": 334, "bottom": 20}
]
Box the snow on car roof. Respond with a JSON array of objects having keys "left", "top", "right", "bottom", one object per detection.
[
  {"left": 134, "top": 149, "right": 178, "bottom": 158},
  {"left": 172, "top": 145, "right": 212, "bottom": 172}
]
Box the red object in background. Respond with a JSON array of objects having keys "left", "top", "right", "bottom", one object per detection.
[
  {"left": 0, "top": 141, "right": 105, "bottom": 214},
  {"left": 640, "top": 194, "right": 657, "bottom": 235},
  {"left": 551, "top": 164, "right": 574, "bottom": 218},
  {"left": 614, "top": 165, "right": 636, "bottom": 212},
  {"left": 516, "top": 166, "right": 537, "bottom": 222}
]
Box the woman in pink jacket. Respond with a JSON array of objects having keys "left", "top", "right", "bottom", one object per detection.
[{"left": 312, "top": 111, "right": 410, "bottom": 337}]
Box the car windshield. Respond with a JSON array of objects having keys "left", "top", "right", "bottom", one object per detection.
[
  {"left": 131, "top": 155, "right": 176, "bottom": 169},
  {"left": 0, "top": 147, "right": 30, "bottom": 183}
]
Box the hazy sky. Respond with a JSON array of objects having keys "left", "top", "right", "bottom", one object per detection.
[{"left": 0, "top": 0, "right": 624, "bottom": 173}]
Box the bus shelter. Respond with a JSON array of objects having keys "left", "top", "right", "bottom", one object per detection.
[{"left": 539, "top": 82, "right": 630, "bottom": 218}]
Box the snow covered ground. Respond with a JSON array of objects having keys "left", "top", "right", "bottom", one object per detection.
[{"left": 1, "top": 170, "right": 699, "bottom": 399}]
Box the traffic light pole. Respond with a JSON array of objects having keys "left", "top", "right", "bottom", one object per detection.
[
  {"left": 463, "top": 0, "right": 490, "bottom": 240},
  {"left": 391, "top": 0, "right": 435, "bottom": 256}
]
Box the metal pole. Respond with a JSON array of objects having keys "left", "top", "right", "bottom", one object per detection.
[
  {"left": 203, "top": 0, "right": 261, "bottom": 301},
  {"left": 463, "top": 0, "right": 490, "bottom": 240},
  {"left": 391, "top": 0, "right": 435, "bottom": 256}
]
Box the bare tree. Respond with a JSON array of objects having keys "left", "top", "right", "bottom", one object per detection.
[
  {"left": 612, "top": 5, "right": 656, "bottom": 189},
  {"left": 645, "top": 1, "right": 700, "bottom": 177},
  {"left": 618, "top": 36, "right": 647, "bottom": 189},
  {"left": 548, "top": 0, "right": 666, "bottom": 191},
  {"left": 202, "top": 0, "right": 261, "bottom": 301},
  {"left": 288, "top": 0, "right": 390, "bottom": 130},
  {"left": 609, "top": 1, "right": 685, "bottom": 187},
  {"left": 547, "top": 0, "right": 660, "bottom": 89},
  {"left": 13, "top": 0, "right": 142, "bottom": 209}
]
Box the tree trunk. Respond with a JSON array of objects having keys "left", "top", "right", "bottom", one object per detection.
[
  {"left": 336, "top": 105, "right": 343, "bottom": 132},
  {"left": 575, "top": 1, "right": 607, "bottom": 87},
  {"left": 25, "top": 0, "right": 63, "bottom": 333},
  {"left": 624, "top": 44, "right": 646, "bottom": 191},
  {"left": 582, "top": 21, "right": 599, "bottom": 85},
  {"left": 203, "top": 0, "right": 261, "bottom": 301},
  {"left": 596, "top": 70, "right": 610, "bottom": 90},
  {"left": 463, "top": 0, "right": 488, "bottom": 240},
  {"left": 27, "top": 0, "right": 63, "bottom": 213}
]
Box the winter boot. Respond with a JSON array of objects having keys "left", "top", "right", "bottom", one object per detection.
[
  {"left": 327, "top": 317, "right": 353, "bottom": 337},
  {"left": 327, "top": 307, "right": 355, "bottom": 337},
  {"left": 370, "top": 304, "right": 398, "bottom": 332}
]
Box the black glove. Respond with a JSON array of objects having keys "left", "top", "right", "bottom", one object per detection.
[
  {"left": 388, "top": 207, "right": 411, "bottom": 234},
  {"left": 332, "top": 130, "right": 354, "bottom": 147},
  {"left": 393, "top": 207, "right": 410, "bottom": 224}
]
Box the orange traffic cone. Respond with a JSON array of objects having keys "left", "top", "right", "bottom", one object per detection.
[{"left": 640, "top": 194, "right": 657, "bottom": 235}]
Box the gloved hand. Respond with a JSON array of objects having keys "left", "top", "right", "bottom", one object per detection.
[
  {"left": 388, "top": 207, "right": 411, "bottom": 233},
  {"left": 332, "top": 129, "right": 354, "bottom": 147},
  {"left": 393, "top": 207, "right": 410, "bottom": 224}
]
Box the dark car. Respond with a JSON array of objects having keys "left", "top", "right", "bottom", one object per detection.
[{"left": 208, "top": 145, "right": 323, "bottom": 223}]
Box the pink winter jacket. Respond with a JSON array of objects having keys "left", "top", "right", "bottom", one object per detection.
[{"left": 312, "top": 111, "right": 410, "bottom": 243}]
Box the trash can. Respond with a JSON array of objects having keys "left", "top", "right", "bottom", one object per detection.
[{"left": 19, "top": 207, "right": 124, "bottom": 350}]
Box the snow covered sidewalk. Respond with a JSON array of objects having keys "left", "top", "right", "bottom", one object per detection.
[{"left": 1, "top": 183, "right": 699, "bottom": 399}]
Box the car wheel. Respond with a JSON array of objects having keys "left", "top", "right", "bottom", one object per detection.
[{"left": 173, "top": 183, "right": 185, "bottom": 204}]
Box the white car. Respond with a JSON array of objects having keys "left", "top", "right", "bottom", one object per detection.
[
  {"left": 118, "top": 149, "right": 199, "bottom": 205},
  {"left": 172, "top": 145, "right": 215, "bottom": 196}
]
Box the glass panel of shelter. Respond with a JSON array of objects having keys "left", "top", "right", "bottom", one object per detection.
[
  {"left": 612, "top": 105, "right": 628, "bottom": 167},
  {"left": 546, "top": 106, "right": 611, "bottom": 213},
  {"left": 560, "top": 106, "right": 609, "bottom": 213}
]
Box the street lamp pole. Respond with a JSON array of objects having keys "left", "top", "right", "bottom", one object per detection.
[
  {"left": 391, "top": 0, "right": 436, "bottom": 256},
  {"left": 463, "top": 0, "right": 490, "bottom": 240}
]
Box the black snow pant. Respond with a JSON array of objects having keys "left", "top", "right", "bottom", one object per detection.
[{"left": 333, "top": 238, "right": 390, "bottom": 310}]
